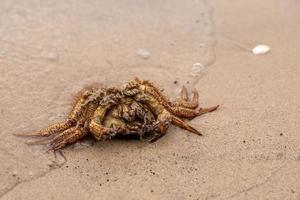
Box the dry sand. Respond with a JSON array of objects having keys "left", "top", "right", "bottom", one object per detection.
[{"left": 0, "top": 0, "right": 299, "bottom": 199}]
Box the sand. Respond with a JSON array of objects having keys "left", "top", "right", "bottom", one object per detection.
[{"left": 0, "top": 0, "right": 299, "bottom": 199}]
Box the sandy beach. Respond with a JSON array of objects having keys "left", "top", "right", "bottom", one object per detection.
[{"left": 0, "top": 0, "right": 299, "bottom": 199}]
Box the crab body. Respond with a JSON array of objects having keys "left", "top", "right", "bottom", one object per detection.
[{"left": 15, "top": 78, "right": 218, "bottom": 150}]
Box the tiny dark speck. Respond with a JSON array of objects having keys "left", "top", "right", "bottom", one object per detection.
[
  {"left": 243, "top": 140, "right": 246, "bottom": 143},
  {"left": 280, "top": 133, "right": 283, "bottom": 136},
  {"left": 173, "top": 80, "right": 178, "bottom": 84},
  {"left": 291, "top": 189, "right": 295, "bottom": 193},
  {"left": 150, "top": 190, "right": 154, "bottom": 193}
]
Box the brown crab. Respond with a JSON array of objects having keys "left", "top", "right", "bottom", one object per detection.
[{"left": 15, "top": 78, "right": 218, "bottom": 150}]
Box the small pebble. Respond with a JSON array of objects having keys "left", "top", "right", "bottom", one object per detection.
[
  {"left": 291, "top": 189, "right": 295, "bottom": 193},
  {"left": 47, "top": 52, "right": 59, "bottom": 61},
  {"left": 137, "top": 49, "right": 151, "bottom": 59},
  {"left": 252, "top": 45, "right": 270, "bottom": 55},
  {"left": 12, "top": 171, "right": 18, "bottom": 176}
]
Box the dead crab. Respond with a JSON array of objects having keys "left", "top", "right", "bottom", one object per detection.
[{"left": 15, "top": 78, "right": 218, "bottom": 150}]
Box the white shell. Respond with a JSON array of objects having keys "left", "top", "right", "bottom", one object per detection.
[
  {"left": 137, "top": 48, "right": 151, "bottom": 59},
  {"left": 252, "top": 45, "right": 270, "bottom": 55},
  {"left": 190, "top": 62, "right": 205, "bottom": 77}
]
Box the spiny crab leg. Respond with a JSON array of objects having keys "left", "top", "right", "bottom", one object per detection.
[
  {"left": 144, "top": 112, "right": 203, "bottom": 142},
  {"left": 173, "top": 86, "right": 199, "bottom": 109},
  {"left": 48, "top": 126, "right": 88, "bottom": 151},
  {"left": 171, "top": 115, "right": 202, "bottom": 136},
  {"left": 131, "top": 78, "right": 218, "bottom": 119},
  {"left": 180, "top": 85, "right": 189, "bottom": 101},
  {"left": 14, "top": 119, "right": 75, "bottom": 137},
  {"left": 134, "top": 91, "right": 218, "bottom": 119},
  {"left": 172, "top": 105, "right": 219, "bottom": 119},
  {"left": 26, "top": 123, "right": 89, "bottom": 151},
  {"left": 26, "top": 121, "right": 88, "bottom": 150},
  {"left": 198, "top": 105, "right": 219, "bottom": 115}
]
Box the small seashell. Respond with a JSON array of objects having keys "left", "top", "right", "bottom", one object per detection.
[
  {"left": 190, "top": 62, "right": 205, "bottom": 77},
  {"left": 252, "top": 45, "right": 270, "bottom": 55},
  {"left": 137, "top": 49, "right": 151, "bottom": 59}
]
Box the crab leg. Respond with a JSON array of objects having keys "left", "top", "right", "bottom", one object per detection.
[
  {"left": 172, "top": 105, "right": 219, "bottom": 119},
  {"left": 171, "top": 115, "right": 202, "bottom": 136},
  {"left": 14, "top": 119, "right": 75, "bottom": 137},
  {"left": 137, "top": 89, "right": 218, "bottom": 119},
  {"left": 49, "top": 126, "right": 88, "bottom": 150},
  {"left": 134, "top": 79, "right": 217, "bottom": 118},
  {"left": 134, "top": 78, "right": 200, "bottom": 109},
  {"left": 179, "top": 85, "right": 189, "bottom": 101},
  {"left": 24, "top": 124, "right": 89, "bottom": 151},
  {"left": 172, "top": 86, "right": 199, "bottom": 109}
]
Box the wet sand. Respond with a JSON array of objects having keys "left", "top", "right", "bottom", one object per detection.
[{"left": 0, "top": 0, "right": 300, "bottom": 199}]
